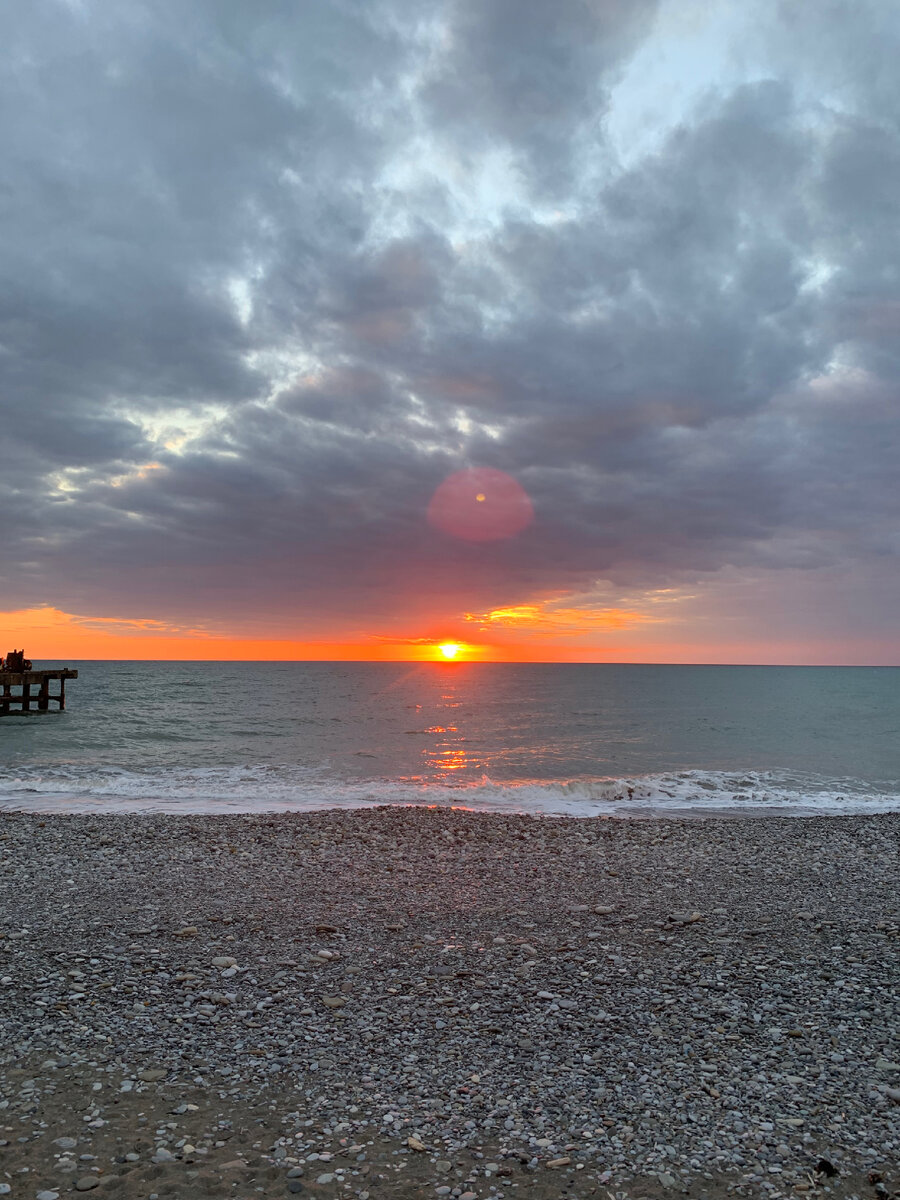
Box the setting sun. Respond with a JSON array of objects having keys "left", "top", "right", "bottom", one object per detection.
[{"left": 438, "top": 642, "right": 461, "bottom": 659}]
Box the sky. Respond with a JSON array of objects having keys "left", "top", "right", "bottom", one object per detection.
[{"left": 2, "top": 0, "right": 899, "bottom": 663}]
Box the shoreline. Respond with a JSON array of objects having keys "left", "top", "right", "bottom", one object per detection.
[
  {"left": 1, "top": 809, "right": 897, "bottom": 1199},
  {"left": 2, "top": 795, "right": 900, "bottom": 820}
]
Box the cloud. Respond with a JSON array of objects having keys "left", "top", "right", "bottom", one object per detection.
[
  {"left": 422, "top": 0, "right": 660, "bottom": 195},
  {"left": 465, "top": 602, "right": 662, "bottom": 636},
  {"left": 1, "top": 0, "right": 898, "bottom": 657}
]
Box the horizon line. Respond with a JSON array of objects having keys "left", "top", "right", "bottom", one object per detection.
[{"left": 20, "top": 658, "right": 900, "bottom": 668}]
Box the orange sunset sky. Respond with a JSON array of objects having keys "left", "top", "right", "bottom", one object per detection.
[{"left": 4, "top": 566, "right": 897, "bottom": 666}]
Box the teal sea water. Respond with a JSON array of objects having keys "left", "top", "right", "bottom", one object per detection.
[{"left": 1, "top": 662, "right": 898, "bottom": 816}]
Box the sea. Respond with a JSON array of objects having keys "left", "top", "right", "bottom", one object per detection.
[{"left": 1, "top": 662, "right": 899, "bottom": 818}]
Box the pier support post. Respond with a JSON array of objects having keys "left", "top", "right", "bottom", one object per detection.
[{"left": 0, "top": 668, "right": 77, "bottom": 715}]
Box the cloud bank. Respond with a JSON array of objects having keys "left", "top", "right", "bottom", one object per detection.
[{"left": 2, "top": 0, "right": 899, "bottom": 657}]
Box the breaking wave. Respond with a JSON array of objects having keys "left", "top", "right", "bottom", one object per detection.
[{"left": 1, "top": 763, "right": 898, "bottom": 817}]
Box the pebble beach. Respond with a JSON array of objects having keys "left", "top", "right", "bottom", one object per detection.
[{"left": 0, "top": 808, "right": 897, "bottom": 1200}]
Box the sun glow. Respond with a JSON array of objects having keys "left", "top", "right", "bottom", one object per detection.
[{"left": 438, "top": 642, "right": 461, "bottom": 659}]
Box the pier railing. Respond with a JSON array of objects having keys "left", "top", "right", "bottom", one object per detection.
[{"left": 0, "top": 669, "right": 78, "bottom": 714}]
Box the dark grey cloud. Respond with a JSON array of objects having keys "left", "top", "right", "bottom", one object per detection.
[
  {"left": 423, "top": 0, "right": 660, "bottom": 195},
  {"left": 2, "top": 0, "right": 899, "bottom": 650}
]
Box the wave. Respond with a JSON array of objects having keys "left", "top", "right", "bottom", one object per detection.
[{"left": 0, "top": 763, "right": 899, "bottom": 816}]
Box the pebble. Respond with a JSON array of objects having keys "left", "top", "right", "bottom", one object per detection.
[
  {"left": 138, "top": 1068, "right": 167, "bottom": 1082},
  {"left": 74, "top": 1179, "right": 99, "bottom": 1192},
  {"left": 0, "top": 809, "right": 896, "bottom": 1196},
  {"left": 37, "top": 1191, "right": 61, "bottom": 1200}
]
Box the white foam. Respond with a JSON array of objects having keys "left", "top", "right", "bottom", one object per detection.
[{"left": 0, "top": 764, "right": 898, "bottom": 816}]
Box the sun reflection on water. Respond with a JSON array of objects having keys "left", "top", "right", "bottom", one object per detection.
[{"left": 419, "top": 690, "right": 481, "bottom": 778}]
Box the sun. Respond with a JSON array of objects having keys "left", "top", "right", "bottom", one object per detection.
[{"left": 438, "top": 642, "right": 461, "bottom": 659}]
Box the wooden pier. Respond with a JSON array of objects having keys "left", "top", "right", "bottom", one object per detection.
[{"left": 0, "top": 669, "right": 78, "bottom": 715}]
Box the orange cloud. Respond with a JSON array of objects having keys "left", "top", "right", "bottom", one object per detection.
[
  {"left": 465, "top": 602, "right": 661, "bottom": 637},
  {"left": 108, "top": 462, "right": 163, "bottom": 488}
]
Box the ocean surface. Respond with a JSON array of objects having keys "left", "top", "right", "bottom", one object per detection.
[{"left": 1, "top": 661, "right": 899, "bottom": 817}]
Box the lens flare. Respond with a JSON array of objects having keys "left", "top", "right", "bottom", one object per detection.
[{"left": 427, "top": 468, "right": 533, "bottom": 542}]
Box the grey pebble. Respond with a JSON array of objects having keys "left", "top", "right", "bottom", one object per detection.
[{"left": 0, "top": 809, "right": 896, "bottom": 1196}]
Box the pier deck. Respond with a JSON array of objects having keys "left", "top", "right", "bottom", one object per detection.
[{"left": 0, "top": 669, "right": 78, "bottom": 714}]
